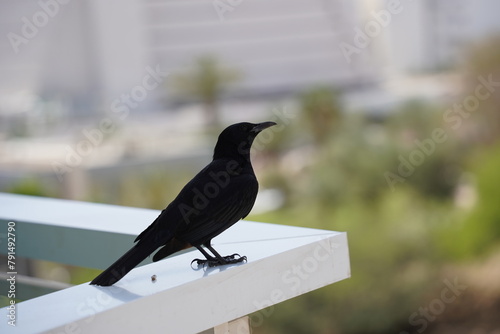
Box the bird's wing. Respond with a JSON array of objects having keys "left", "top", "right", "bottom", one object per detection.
[
  {"left": 135, "top": 159, "right": 258, "bottom": 246},
  {"left": 171, "top": 159, "right": 258, "bottom": 245},
  {"left": 176, "top": 174, "right": 258, "bottom": 244}
]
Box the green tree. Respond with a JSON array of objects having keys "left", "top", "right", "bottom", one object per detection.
[
  {"left": 8, "top": 178, "right": 50, "bottom": 197},
  {"left": 442, "top": 143, "right": 500, "bottom": 259},
  {"left": 386, "top": 100, "right": 463, "bottom": 198},
  {"left": 462, "top": 36, "right": 500, "bottom": 143},
  {"left": 298, "top": 86, "right": 342, "bottom": 146},
  {"left": 171, "top": 55, "right": 241, "bottom": 127}
]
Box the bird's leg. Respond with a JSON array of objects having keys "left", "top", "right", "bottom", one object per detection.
[
  {"left": 191, "top": 246, "right": 219, "bottom": 267},
  {"left": 191, "top": 243, "right": 247, "bottom": 268},
  {"left": 206, "top": 244, "right": 247, "bottom": 265}
]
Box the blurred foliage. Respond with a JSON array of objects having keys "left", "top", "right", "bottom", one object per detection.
[
  {"left": 441, "top": 143, "right": 500, "bottom": 260},
  {"left": 5, "top": 37, "right": 500, "bottom": 334},
  {"left": 299, "top": 86, "right": 342, "bottom": 146},
  {"left": 92, "top": 170, "right": 192, "bottom": 210},
  {"left": 171, "top": 55, "right": 241, "bottom": 127},
  {"left": 462, "top": 36, "right": 500, "bottom": 143},
  {"left": 249, "top": 104, "right": 461, "bottom": 332},
  {"left": 385, "top": 100, "right": 464, "bottom": 198},
  {"left": 246, "top": 38, "right": 500, "bottom": 331},
  {"left": 249, "top": 189, "right": 453, "bottom": 333},
  {"left": 7, "top": 177, "right": 50, "bottom": 197}
]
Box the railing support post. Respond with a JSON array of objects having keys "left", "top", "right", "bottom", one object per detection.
[{"left": 214, "top": 316, "right": 250, "bottom": 334}]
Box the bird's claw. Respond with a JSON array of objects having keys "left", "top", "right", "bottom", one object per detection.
[
  {"left": 191, "top": 258, "right": 210, "bottom": 269},
  {"left": 191, "top": 254, "right": 247, "bottom": 269},
  {"left": 221, "top": 253, "right": 247, "bottom": 266}
]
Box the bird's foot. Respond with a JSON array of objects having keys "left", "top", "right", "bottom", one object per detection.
[
  {"left": 191, "top": 254, "right": 247, "bottom": 268},
  {"left": 219, "top": 253, "right": 247, "bottom": 266}
]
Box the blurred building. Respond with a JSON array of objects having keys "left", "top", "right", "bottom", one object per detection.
[
  {"left": 2, "top": 0, "right": 500, "bottom": 197},
  {"left": 3, "top": 0, "right": 500, "bottom": 121},
  {"left": 0, "top": 0, "right": 378, "bottom": 121},
  {"left": 384, "top": 0, "right": 500, "bottom": 73}
]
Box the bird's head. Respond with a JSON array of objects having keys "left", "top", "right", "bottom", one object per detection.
[{"left": 213, "top": 122, "right": 277, "bottom": 160}]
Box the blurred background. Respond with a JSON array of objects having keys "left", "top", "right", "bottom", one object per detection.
[{"left": 1, "top": 0, "right": 500, "bottom": 333}]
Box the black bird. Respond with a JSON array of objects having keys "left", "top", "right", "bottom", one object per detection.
[{"left": 90, "top": 121, "right": 276, "bottom": 286}]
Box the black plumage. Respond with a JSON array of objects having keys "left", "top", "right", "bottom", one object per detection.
[{"left": 90, "top": 121, "right": 276, "bottom": 286}]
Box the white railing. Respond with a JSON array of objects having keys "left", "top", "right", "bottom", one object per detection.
[{"left": 0, "top": 193, "right": 350, "bottom": 334}]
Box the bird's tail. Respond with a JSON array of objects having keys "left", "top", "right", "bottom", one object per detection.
[{"left": 90, "top": 241, "right": 160, "bottom": 286}]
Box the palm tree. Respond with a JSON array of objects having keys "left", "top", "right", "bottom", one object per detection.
[
  {"left": 171, "top": 55, "right": 241, "bottom": 127},
  {"left": 299, "top": 86, "right": 342, "bottom": 146}
]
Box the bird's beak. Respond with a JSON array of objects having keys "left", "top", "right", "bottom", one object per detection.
[{"left": 251, "top": 121, "right": 277, "bottom": 133}]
